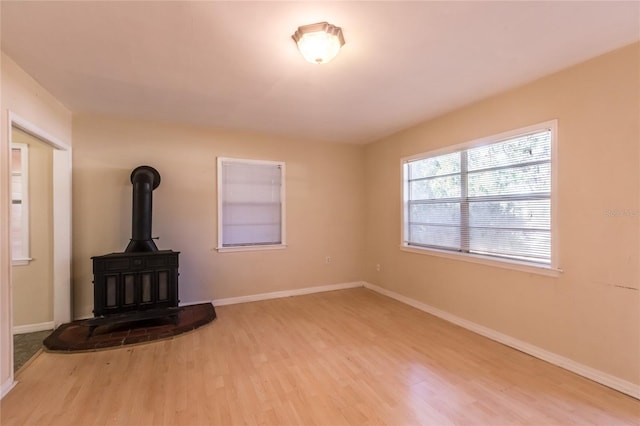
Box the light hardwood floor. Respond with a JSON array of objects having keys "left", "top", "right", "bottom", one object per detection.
[{"left": 1, "top": 288, "right": 638, "bottom": 425}]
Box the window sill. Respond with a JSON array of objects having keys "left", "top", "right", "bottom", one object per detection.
[
  {"left": 400, "top": 245, "right": 562, "bottom": 277},
  {"left": 12, "top": 258, "right": 33, "bottom": 266},
  {"left": 216, "top": 244, "right": 287, "bottom": 253}
]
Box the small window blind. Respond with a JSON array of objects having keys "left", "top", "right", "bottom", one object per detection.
[
  {"left": 218, "top": 158, "right": 285, "bottom": 249},
  {"left": 11, "top": 143, "right": 29, "bottom": 262},
  {"left": 404, "top": 125, "right": 553, "bottom": 266}
]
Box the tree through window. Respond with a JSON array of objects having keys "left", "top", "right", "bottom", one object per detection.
[{"left": 402, "top": 121, "right": 557, "bottom": 267}]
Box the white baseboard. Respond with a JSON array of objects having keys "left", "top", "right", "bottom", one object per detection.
[
  {"left": 179, "top": 300, "right": 213, "bottom": 307},
  {"left": 13, "top": 321, "right": 55, "bottom": 335},
  {"left": 212, "top": 281, "right": 363, "bottom": 306},
  {"left": 1, "top": 378, "right": 16, "bottom": 399},
  {"left": 363, "top": 281, "right": 640, "bottom": 400}
]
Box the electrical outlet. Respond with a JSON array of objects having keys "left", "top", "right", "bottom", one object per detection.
[
  {"left": 376, "top": 264, "right": 381, "bottom": 271},
  {"left": 326, "top": 256, "right": 332, "bottom": 264}
]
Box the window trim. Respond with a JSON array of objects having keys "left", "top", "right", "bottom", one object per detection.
[
  {"left": 11, "top": 142, "right": 31, "bottom": 266},
  {"left": 216, "top": 157, "right": 287, "bottom": 253},
  {"left": 400, "top": 120, "right": 561, "bottom": 276}
]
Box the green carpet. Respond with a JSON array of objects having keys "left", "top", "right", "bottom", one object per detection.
[{"left": 13, "top": 330, "right": 51, "bottom": 372}]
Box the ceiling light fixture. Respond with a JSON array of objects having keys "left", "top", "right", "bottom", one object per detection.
[{"left": 292, "top": 22, "right": 345, "bottom": 64}]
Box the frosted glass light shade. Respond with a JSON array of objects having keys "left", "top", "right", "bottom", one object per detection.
[{"left": 292, "top": 22, "right": 345, "bottom": 64}]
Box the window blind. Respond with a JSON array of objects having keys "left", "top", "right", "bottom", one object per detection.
[
  {"left": 10, "top": 144, "right": 29, "bottom": 261},
  {"left": 219, "top": 159, "right": 284, "bottom": 247},
  {"left": 405, "top": 129, "right": 552, "bottom": 265}
]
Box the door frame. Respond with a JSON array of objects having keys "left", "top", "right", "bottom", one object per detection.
[{"left": 7, "top": 111, "right": 72, "bottom": 370}]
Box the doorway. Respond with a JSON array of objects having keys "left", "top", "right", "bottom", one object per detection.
[
  {"left": 8, "top": 112, "right": 71, "bottom": 376},
  {"left": 10, "top": 128, "right": 54, "bottom": 370}
]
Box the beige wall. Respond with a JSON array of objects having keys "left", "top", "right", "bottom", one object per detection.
[
  {"left": 1, "top": 53, "right": 72, "bottom": 390},
  {"left": 72, "top": 116, "right": 365, "bottom": 318},
  {"left": 364, "top": 43, "right": 640, "bottom": 385},
  {"left": 11, "top": 128, "right": 54, "bottom": 327}
]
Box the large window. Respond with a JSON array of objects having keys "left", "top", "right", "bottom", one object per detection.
[
  {"left": 402, "top": 121, "right": 557, "bottom": 270},
  {"left": 217, "top": 157, "right": 286, "bottom": 251},
  {"left": 11, "top": 143, "right": 30, "bottom": 264}
]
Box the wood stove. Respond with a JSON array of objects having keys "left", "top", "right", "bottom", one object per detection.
[
  {"left": 92, "top": 250, "right": 179, "bottom": 316},
  {"left": 92, "top": 166, "right": 180, "bottom": 317}
]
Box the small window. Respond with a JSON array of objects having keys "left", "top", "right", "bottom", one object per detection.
[
  {"left": 11, "top": 143, "right": 30, "bottom": 265},
  {"left": 402, "top": 120, "right": 557, "bottom": 270},
  {"left": 217, "top": 157, "right": 286, "bottom": 251}
]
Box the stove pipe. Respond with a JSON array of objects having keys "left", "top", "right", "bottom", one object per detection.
[{"left": 125, "top": 166, "right": 161, "bottom": 253}]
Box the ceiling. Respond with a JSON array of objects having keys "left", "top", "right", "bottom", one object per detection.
[{"left": 2, "top": 1, "right": 639, "bottom": 144}]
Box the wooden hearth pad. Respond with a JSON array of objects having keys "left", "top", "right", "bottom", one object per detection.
[{"left": 43, "top": 303, "right": 216, "bottom": 352}]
